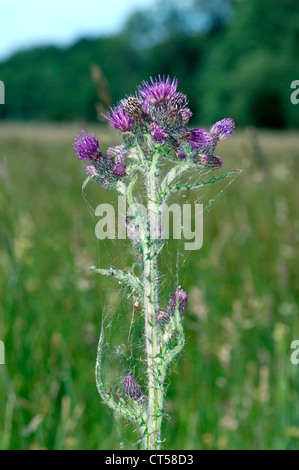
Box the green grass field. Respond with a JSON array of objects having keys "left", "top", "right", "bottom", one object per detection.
[{"left": 0, "top": 122, "right": 299, "bottom": 450}]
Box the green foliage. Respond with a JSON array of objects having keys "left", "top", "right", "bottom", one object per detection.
[{"left": 198, "top": 0, "right": 299, "bottom": 127}]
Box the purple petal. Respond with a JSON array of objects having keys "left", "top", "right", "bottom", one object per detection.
[
  {"left": 187, "top": 128, "right": 214, "bottom": 149},
  {"left": 138, "top": 75, "right": 178, "bottom": 105}
]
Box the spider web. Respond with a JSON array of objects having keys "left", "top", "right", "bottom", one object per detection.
[{"left": 81, "top": 164, "right": 240, "bottom": 448}]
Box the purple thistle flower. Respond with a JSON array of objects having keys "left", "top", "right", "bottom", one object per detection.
[
  {"left": 105, "top": 106, "right": 132, "bottom": 132},
  {"left": 124, "top": 375, "right": 142, "bottom": 400},
  {"left": 210, "top": 118, "right": 235, "bottom": 141},
  {"left": 195, "top": 154, "right": 223, "bottom": 169},
  {"left": 185, "top": 128, "right": 214, "bottom": 149},
  {"left": 149, "top": 123, "right": 169, "bottom": 144},
  {"left": 112, "top": 163, "right": 126, "bottom": 177},
  {"left": 167, "top": 289, "right": 189, "bottom": 318},
  {"left": 86, "top": 165, "right": 99, "bottom": 177},
  {"left": 138, "top": 75, "right": 178, "bottom": 105},
  {"left": 73, "top": 130, "right": 101, "bottom": 161}
]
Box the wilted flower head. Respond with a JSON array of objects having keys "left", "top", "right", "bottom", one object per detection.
[
  {"left": 210, "top": 118, "right": 235, "bottom": 141},
  {"left": 73, "top": 131, "right": 101, "bottom": 161},
  {"left": 138, "top": 75, "right": 178, "bottom": 105},
  {"left": 105, "top": 106, "right": 132, "bottom": 132}
]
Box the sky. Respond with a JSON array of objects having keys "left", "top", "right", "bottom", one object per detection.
[{"left": 0, "top": 0, "right": 154, "bottom": 61}]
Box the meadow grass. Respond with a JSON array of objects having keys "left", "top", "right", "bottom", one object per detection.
[{"left": 0, "top": 122, "right": 298, "bottom": 450}]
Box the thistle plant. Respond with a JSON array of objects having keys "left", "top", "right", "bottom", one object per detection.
[{"left": 73, "top": 75, "right": 238, "bottom": 450}]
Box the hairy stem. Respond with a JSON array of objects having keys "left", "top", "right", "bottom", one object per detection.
[{"left": 142, "top": 152, "right": 163, "bottom": 450}]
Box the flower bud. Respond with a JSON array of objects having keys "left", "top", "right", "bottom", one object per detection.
[
  {"left": 168, "top": 92, "right": 188, "bottom": 112},
  {"left": 149, "top": 123, "right": 168, "bottom": 144},
  {"left": 112, "top": 163, "right": 126, "bottom": 177},
  {"left": 122, "top": 96, "right": 145, "bottom": 120},
  {"left": 210, "top": 118, "right": 235, "bottom": 141},
  {"left": 194, "top": 154, "right": 222, "bottom": 169},
  {"left": 124, "top": 375, "right": 143, "bottom": 400},
  {"left": 167, "top": 289, "right": 188, "bottom": 318}
]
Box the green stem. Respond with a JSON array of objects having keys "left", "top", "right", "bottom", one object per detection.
[{"left": 142, "top": 152, "right": 163, "bottom": 450}]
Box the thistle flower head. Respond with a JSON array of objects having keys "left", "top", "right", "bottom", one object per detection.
[
  {"left": 210, "top": 118, "right": 235, "bottom": 141},
  {"left": 168, "top": 92, "right": 188, "bottom": 111},
  {"left": 138, "top": 75, "right": 178, "bottom": 105},
  {"left": 185, "top": 128, "right": 214, "bottom": 149},
  {"left": 74, "top": 76, "right": 236, "bottom": 189},
  {"left": 124, "top": 375, "right": 142, "bottom": 400},
  {"left": 149, "top": 123, "right": 169, "bottom": 144},
  {"left": 105, "top": 106, "right": 132, "bottom": 132},
  {"left": 121, "top": 96, "right": 145, "bottom": 120},
  {"left": 73, "top": 131, "right": 101, "bottom": 160}
]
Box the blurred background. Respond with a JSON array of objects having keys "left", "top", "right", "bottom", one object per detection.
[{"left": 0, "top": 0, "right": 299, "bottom": 450}]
